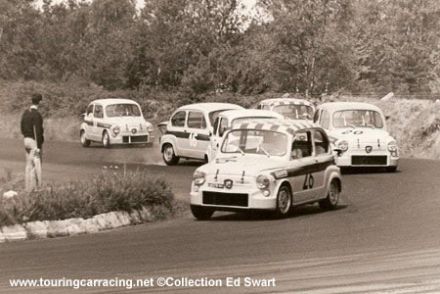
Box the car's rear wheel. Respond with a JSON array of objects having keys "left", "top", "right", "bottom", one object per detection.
[
  {"left": 319, "top": 179, "right": 340, "bottom": 210},
  {"left": 190, "top": 205, "right": 214, "bottom": 220},
  {"left": 274, "top": 185, "right": 292, "bottom": 218},
  {"left": 102, "top": 131, "right": 111, "bottom": 148},
  {"left": 162, "top": 144, "right": 179, "bottom": 165},
  {"left": 80, "top": 130, "right": 91, "bottom": 147}
]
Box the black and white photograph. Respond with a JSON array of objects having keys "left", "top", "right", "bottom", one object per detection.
[{"left": 1, "top": 0, "right": 440, "bottom": 293}]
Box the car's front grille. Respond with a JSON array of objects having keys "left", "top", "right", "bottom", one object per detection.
[
  {"left": 202, "top": 191, "right": 248, "bottom": 207},
  {"left": 122, "top": 135, "right": 148, "bottom": 143},
  {"left": 351, "top": 155, "right": 387, "bottom": 165}
]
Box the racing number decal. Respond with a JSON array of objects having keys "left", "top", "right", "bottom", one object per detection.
[
  {"left": 302, "top": 173, "right": 314, "bottom": 190},
  {"left": 189, "top": 133, "right": 198, "bottom": 147}
]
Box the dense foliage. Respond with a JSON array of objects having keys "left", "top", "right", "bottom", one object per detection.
[
  {"left": 1, "top": 0, "right": 440, "bottom": 98},
  {"left": 0, "top": 170, "right": 175, "bottom": 226}
]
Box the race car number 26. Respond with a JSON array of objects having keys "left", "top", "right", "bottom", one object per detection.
[{"left": 303, "top": 173, "right": 314, "bottom": 190}]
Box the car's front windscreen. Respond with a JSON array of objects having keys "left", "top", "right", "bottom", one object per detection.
[
  {"left": 106, "top": 104, "right": 141, "bottom": 117},
  {"left": 273, "top": 104, "right": 313, "bottom": 120},
  {"left": 333, "top": 110, "right": 384, "bottom": 129},
  {"left": 221, "top": 129, "right": 288, "bottom": 157}
]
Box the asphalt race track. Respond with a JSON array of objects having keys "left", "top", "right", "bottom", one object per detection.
[{"left": 1, "top": 139, "right": 440, "bottom": 293}]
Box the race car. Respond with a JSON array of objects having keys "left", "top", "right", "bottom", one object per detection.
[
  {"left": 256, "top": 98, "right": 315, "bottom": 120},
  {"left": 80, "top": 98, "right": 154, "bottom": 147},
  {"left": 314, "top": 102, "right": 399, "bottom": 171},
  {"left": 159, "top": 103, "right": 243, "bottom": 165},
  {"left": 190, "top": 119, "right": 342, "bottom": 220},
  {"left": 208, "top": 109, "right": 283, "bottom": 161}
]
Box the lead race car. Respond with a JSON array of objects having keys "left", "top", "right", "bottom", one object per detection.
[
  {"left": 314, "top": 102, "right": 399, "bottom": 171},
  {"left": 190, "top": 119, "right": 342, "bottom": 220},
  {"left": 80, "top": 98, "right": 154, "bottom": 147}
]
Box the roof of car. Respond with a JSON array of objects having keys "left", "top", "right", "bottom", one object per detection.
[
  {"left": 233, "top": 119, "right": 318, "bottom": 135},
  {"left": 258, "top": 98, "right": 314, "bottom": 107},
  {"left": 317, "top": 102, "right": 382, "bottom": 112},
  {"left": 177, "top": 102, "right": 243, "bottom": 112},
  {"left": 219, "top": 109, "right": 283, "bottom": 120},
  {"left": 91, "top": 98, "right": 140, "bottom": 106}
]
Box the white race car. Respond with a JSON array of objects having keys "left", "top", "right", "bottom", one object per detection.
[
  {"left": 256, "top": 98, "right": 315, "bottom": 120},
  {"left": 190, "top": 119, "right": 342, "bottom": 220},
  {"left": 159, "top": 103, "right": 243, "bottom": 165},
  {"left": 314, "top": 102, "right": 399, "bottom": 171},
  {"left": 80, "top": 98, "right": 154, "bottom": 147},
  {"left": 208, "top": 109, "right": 283, "bottom": 161}
]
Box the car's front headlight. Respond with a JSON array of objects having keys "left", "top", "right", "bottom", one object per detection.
[
  {"left": 146, "top": 124, "right": 154, "bottom": 133},
  {"left": 112, "top": 126, "right": 120, "bottom": 137},
  {"left": 337, "top": 140, "right": 349, "bottom": 151},
  {"left": 387, "top": 140, "right": 398, "bottom": 152},
  {"left": 256, "top": 175, "right": 270, "bottom": 189},
  {"left": 193, "top": 171, "right": 206, "bottom": 186}
]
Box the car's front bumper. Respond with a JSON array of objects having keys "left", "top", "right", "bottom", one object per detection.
[
  {"left": 190, "top": 187, "right": 277, "bottom": 211},
  {"left": 111, "top": 132, "right": 154, "bottom": 144},
  {"left": 335, "top": 150, "right": 399, "bottom": 167}
]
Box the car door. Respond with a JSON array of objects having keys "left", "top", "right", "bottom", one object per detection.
[
  {"left": 187, "top": 110, "right": 210, "bottom": 159},
  {"left": 309, "top": 129, "right": 333, "bottom": 199},
  {"left": 288, "top": 130, "right": 316, "bottom": 203},
  {"left": 84, "top": 103, "right": 94, "bottom": 140},
  {"left": 92, "top": 104, "right": 105, "bottom": 140},
  {"left": 168, "top": 110, "right": 189, "bottom": 157}
]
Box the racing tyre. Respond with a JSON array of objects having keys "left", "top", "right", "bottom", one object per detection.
[
  {"left": 319, "top": 180, "right": 340, "bottom": 210},
  {"left": 162, "top": 144, "right": 179, "bottom": 165},
  {"left": 102, "top": 131, "right": 111, "bottom": 148},
  {"left": 80, "top": 130, "right": 91, "bottom": 147},
  {"left": 274, "top": 185, "right": 292, "bottom": 218},
  {"left": 191, "top": 205, "right": 214, "bottom": 220}
]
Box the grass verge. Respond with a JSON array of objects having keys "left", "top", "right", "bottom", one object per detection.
[{"left": 0, "top": 170, "right": 177, "bottom": 227}]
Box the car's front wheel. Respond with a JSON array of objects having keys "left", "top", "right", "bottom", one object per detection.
[
  {"left": 274, "top": 185, "right": 292, "bottom": 218},
  {"left": 102, "top": 131, "right": 111, "bottom": 148},
  {"left": 319, "top": 179, "right": 340, "bottom": 210},
  {"left": 190, "top": 205, "right": 214, "bottom": 220},
  {"left": 162, "top": 143, "right": 179, "bottom": 165},
  {"left": 80, "top": 130, "right": 91, "bottom": 147}
]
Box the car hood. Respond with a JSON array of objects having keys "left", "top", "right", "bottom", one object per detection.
[
  {"left": 328, "top": 128, "right": 393, "bottom": 143},
  {"left": 200, "top": 155, "right": 287, "bottom": 177},
  {"left": 106, "top": 117, "right": 151, "bottom": 128}
]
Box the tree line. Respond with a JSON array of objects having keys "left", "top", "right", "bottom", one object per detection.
[{"left": 1, "top": 0, "right": 440, "bottom": 98}]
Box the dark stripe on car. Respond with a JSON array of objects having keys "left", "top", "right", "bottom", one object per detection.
[
  {"left": 165, "top": 131, "right": 210, "bottom": 141},
  {"left": 97, "top": 122, "right": 112, "bottom": 129},
  {"left": 271, "top": 159, "right": 335, "bottom": 179}
]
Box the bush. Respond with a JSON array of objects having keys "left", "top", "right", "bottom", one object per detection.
[{"left": 0, "top": 170, "right": 175, "bottom": 226}]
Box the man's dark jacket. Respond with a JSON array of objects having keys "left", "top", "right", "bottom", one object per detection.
[{"left": 21, "top": 108, "right": 44, "bottom": 149}]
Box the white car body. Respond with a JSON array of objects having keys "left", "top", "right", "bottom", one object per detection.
[
  {"left": 208, "top": 109, "right": 284, "bottom": 161},
  {"left": 190, "top": 119, "right": 342, "bottom": 219},
  {"left": 314, "top": 102, "right": 399, "bottom": 170},
  {"left": 256, "top": 98, "right": 315, "bottom": 120},
  {"left": 80, "top": 98, "right": 154, "bottom": 147},
  {"left": 160, "top": 103, "right": 244, "bottom": 165}
]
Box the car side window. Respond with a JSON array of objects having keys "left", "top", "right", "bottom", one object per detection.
[
  {"left": 218, "top": 118, "right": 229, "bottom": 137},
  {"left": 94, "top": 104, "right": 103, "bottom": 119},
  {"left": 213, "top": 117, "right": 220, "bottom": 135},
  {"left": 313, "top": 109, "right": 320, "bottom": 123},
  {"left": 86, "top": 104, "right": 94, "bottom": 116},
  {"left": 171, "top": 111, "right": 186, "bottom": 127},
  {"left": 313, "top": 129, "right": 329, "bottom": 156},
  {"left": 291, "top": 131, "right": 312, "bottom": 159},
  {"left": 320, "top": 110, "right": 330, "bottom": 129},
  {"left": 187, "top": 111, "right": 206, "bottom": 129}
]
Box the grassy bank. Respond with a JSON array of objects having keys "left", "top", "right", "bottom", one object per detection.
[{"left": 0, "top": 170, "right": 176, "bottom": 227}]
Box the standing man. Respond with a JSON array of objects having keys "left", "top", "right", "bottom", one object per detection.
[{"left": 20, "top": 93, "right": 44, "bottom": 191}]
